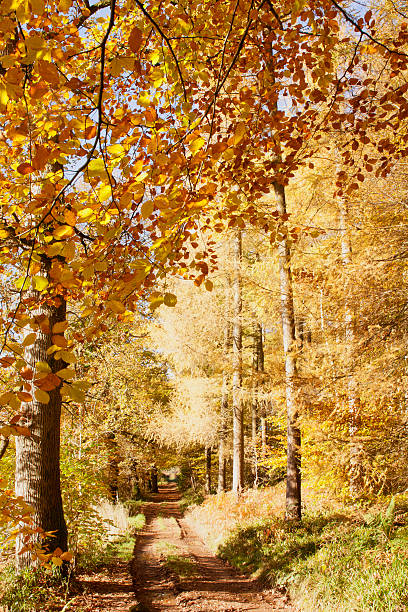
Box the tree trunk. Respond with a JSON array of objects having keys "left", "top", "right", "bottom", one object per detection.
[
  {"left": 15, "top": 261, "right": 68, "bottom": 569},
  {"left": 205, "top": 448, "right": 212, "bottom": 494},
  {"left": 251, "top": 322, "right": 263, "bottom": 488},
  {"left": 150, "top": 465, "right": 158, "bottom": 493},
  {"left": 218, "top": 281, "right": 231, "bottom": 494},
  {"left": 273, "top": 181, "right": 302, "bottom": 521},
  {"left": 339, "top": 202, "right": 360, "bottom": 492},
  {"left": 218, "top": 384, "right": 228, "bottom": 493},
  {"left": 232, "top": 229, "right": 244, "bottom": 493}
]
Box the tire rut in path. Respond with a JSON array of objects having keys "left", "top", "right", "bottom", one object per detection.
[{"left": 131, "top": 484, "right": 293, "bottom": 612}]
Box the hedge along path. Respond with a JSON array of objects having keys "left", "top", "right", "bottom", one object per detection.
[{"left": 131, "top": 483, "right": 293, "bottom": 611}]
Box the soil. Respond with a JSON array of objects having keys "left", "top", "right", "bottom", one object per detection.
[{"left": 73, "top": 484, "right": 293, "bottom": 612}]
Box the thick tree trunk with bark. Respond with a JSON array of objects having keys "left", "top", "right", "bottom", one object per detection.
[
  {"left": 15, "top": 263, "right": 68, "bottom": 569},
  {"left": 273, "top": 182, "right": 302, "bottom": 521},
  {"left": 232, "top": 229, "right": 243, "bottom": 493}
]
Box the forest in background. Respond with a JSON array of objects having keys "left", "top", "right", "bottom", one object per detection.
[{"left": 0, "top": 0, "right": 408, "bottom": 609}]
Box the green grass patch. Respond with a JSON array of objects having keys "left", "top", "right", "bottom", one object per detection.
[
  {"left": 0, "top": 565, "right": 70, "bottom": 612},
  {"left": 179, "top": 488, "right": 204, "bottom": 514},
  {"left": 219, "top": 507, "right": 408, "bottom": 611},
  {"left": 77, "top": 512, "right": 145, "bottom": 570},
  {"left": 164, "top": 554, "right": 198, "bottom": 578}
]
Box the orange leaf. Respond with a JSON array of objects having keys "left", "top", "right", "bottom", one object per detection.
[
  {"left": 129, "top": 27, "right": 143, "bottom": 53},
  {"left": 51, "top": 335, "right": 68, "bottom": 348},
  {"left": 17, "top": 163, "right": 34, "bottom": 175},
  {"left": 17, "top": 391, "right": 32, "bottom": 402},
  {"left": 37, "top": 60, "right": 60, "bottom": 86},
  {"left": 84, "top": 125, "right": 97, "bottom": 140}
]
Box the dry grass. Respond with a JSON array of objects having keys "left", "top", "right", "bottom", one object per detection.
[
  {"left": 185, "top": 483, "right": 286, "bottom": 551},
  {"left": 184, "top": 481, "right": 355, "bottom": 552},
  {"left": 94, "top": 499, "right": 130, "bottom": 538}
]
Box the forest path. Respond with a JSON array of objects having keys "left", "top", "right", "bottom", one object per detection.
[{"left": 131, "top": 483, "right": 293, "bottom": 611}]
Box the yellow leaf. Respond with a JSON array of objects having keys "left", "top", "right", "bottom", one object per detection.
[
  {"left": 35, "top": 389, "right": 50, "bottom": 404},
  {"left": 61, "top": 551, "right": 74, "bottom": 562},
  {"left": 99, "top": 185, "right": 111, "bottom": 202},
  {"left": 35, "top": 361, "right": 51, "bottom": 373},
  {"left": 107, "top": 300, "right": 126, "bottom": 314},
  {"left": 190, "top": 137, "right": 205, "bottom": 155},
  {"left": 30, "top": 0, "right": 45, "bottom": 15},
  {"left": 110, "top": 57, "right": 135, "bottom": 77},
  {"left": 141, "top": 200, "right": 154, "bottom": 219},
  {"left": 232, "top": 122, "right": 246, "bottom": 145},
  {"left": 149, "top": 49, "right": 160, "bottom": 65},
  {"left": 77, "top": 207, "right": 94, "bottom": 220},
  {"left": 107, "top": 144, "right": 125, "bottom": 157},
  {"left": 63, "top": 384, "right": 85, "bottom": 403},
  {"left": 87, "top": 158, "right": 106, "bottom": 178},
  {"left": 53, "top": 225, "right": 74, "bottom": 239},
  {"left": 205, "top": 279, "right": 213, "bottom": 291},
  {"left": 164, "top": 293, "right": 177, "bottom": 307},
  {"left": 32, "top": 276, "right": 48, "bottom": 291},
  {"left": 23, "top": 332, "right": 37, "bottom": 347},
  {"left": 0, "top": 84, "right": 8, "bottom": 108},
  {"left": 51, "top": 556, "right": 63, "bottom": 566},
  {"left": 56, "top": 368, "right": 75, "bottom": 380},
  {"left": 54, "top": 350, "right": 77, "bottom": 364}
]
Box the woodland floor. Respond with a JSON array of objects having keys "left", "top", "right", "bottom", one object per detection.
[{"left": 73, "top": 484, "right": 293, "bottom": 612}]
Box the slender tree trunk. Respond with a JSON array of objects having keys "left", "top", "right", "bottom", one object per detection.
[
  {"left": 251, "top": 322, "right": 263, "bottom": 488},
  {"left": 218, "top": 281, "right": 231, "bottom": 494},
  {"left": 150, "top": 465, "right": 158, "bottom": 493},
  {"left": 273, "top": 182, "right": 302, "bottom": 521},
  {"left": 232, "top": 229, "right": 244, "bottom": 493},
  {"left": 205, "top": 448, "right": 212, "bottom": 494},
  {"left": 339, "top": 202, "right": 360, "bottom": 491},
  {"left": 15, "top": 260, "right": 68, "bottom": 568}
]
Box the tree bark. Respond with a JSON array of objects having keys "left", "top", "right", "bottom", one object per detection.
[
  {"left": 232, "top": 229, "right": 244, "bottom": 493},
  {"left": 205, "top": 448, "right": 212, "bottom": 494},
  {"left": 251, "top": 322, "right": 263, "bottom": 488},
  {"left": 150, "top": 465, "right": 158, "bottom": 493},
  {"left": 273, "top": 181, "right": 302, "bottom": 521},
  {"left": 339, "top": 202, "right": 360, "bottom": 491},
  {"left": 15, "top": 262, "right": 68, "bottom": 569},
  {"left": 218, "top": 279, "right": 231, "bottom": 494}
]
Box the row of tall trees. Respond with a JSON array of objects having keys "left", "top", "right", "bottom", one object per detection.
[{"left": 1, "top": 0, "right": 408, "bottom": 569}]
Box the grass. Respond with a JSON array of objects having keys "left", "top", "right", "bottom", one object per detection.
[
  {"left": 164, "top": 553, "right": 198, "bottom": 578},
  {"left": 187, "top": 487, "right": 408, "bottom": 611},
  {"left": 77, "top": 511, "right": 145, "bottom": 569},
  {"left": 0, "top": 506, "right": 146, "bottom": 611},
  {"left": 0, "top": 565, "right": 71, "bottom": 612}
]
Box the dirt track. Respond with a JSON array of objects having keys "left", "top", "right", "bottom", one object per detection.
[
  {"left": 74, "top": 484, "right": 293, "bottom": 611},
  {"left": 131, "top": 484, "right": 292, "bottom": 612}
]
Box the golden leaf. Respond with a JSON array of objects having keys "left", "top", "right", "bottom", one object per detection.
[{"left": 35, "top": 389, "right": 50, "bottom": 404}]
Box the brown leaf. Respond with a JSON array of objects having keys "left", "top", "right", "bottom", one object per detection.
[{"left": 129, "top": 27, "right": 143, "bottom": 53}]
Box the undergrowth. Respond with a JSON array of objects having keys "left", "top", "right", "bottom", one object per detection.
[
  {"left": 188, "top": 487, "right": 408, "bottom": 611},
  {"left": 0, "top": 565, "right": 71, "bottom": 612},
  {"left": 0, "top": 506, "right": 146, "bottom": 611}
]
